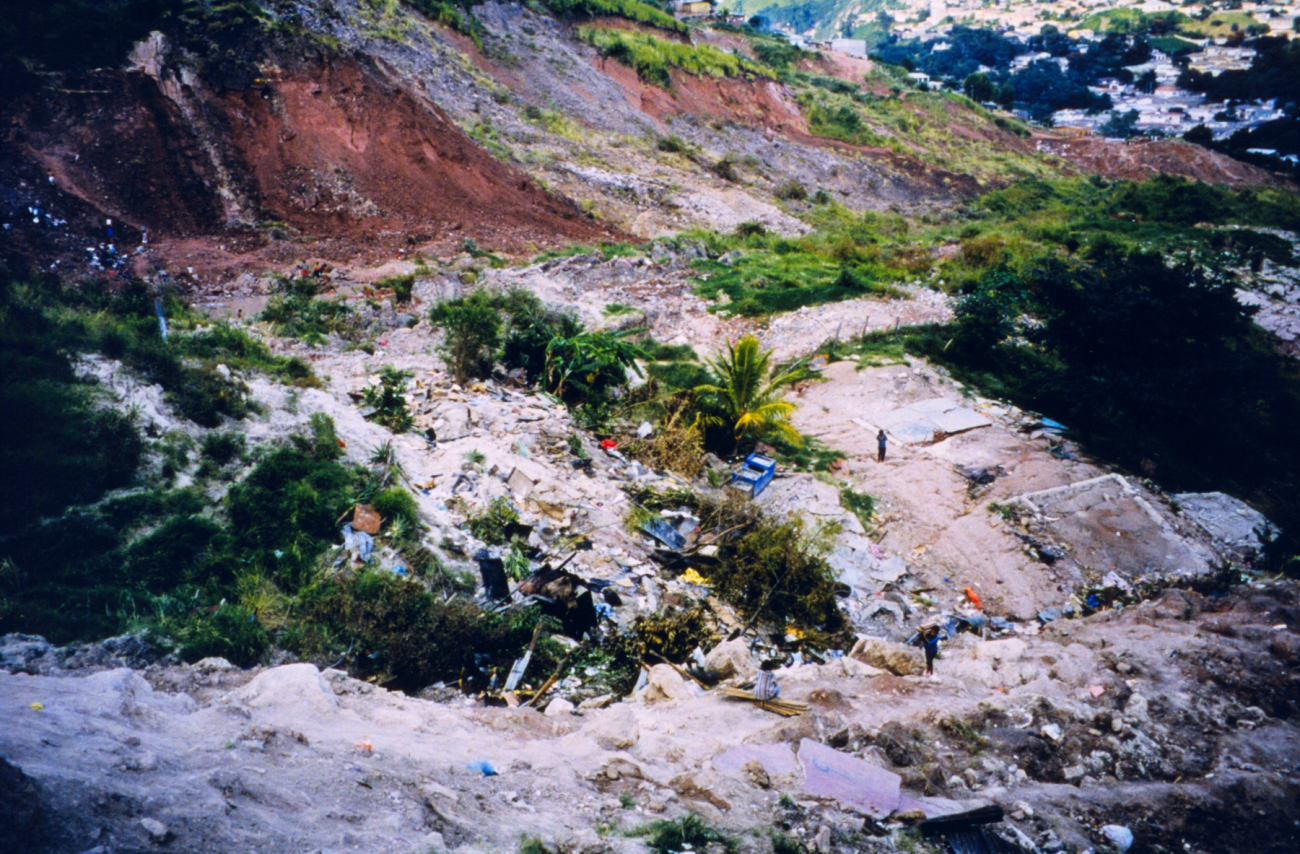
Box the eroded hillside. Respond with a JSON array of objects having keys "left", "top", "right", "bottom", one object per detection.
[{"left": 2, "top": 4, "right": 1300, "bottom": 854}]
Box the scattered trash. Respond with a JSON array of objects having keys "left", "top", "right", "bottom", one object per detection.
[
  {"left": 341, "top": 524, "right": 374, "bottom": 562},
  {"left": 355, "top": 738, "right": 373, "bottom": 752},
  {"left": 680, "top": 568, "right": 711, "bottom": 586},
  {"left": 964, "top": 587, "right": 982, "bottom": 609},
  {"left": 600, "top": 439, "right": 618, "bottom": 450},
  {"left": 1089, "top": 685, "right": 1106, "bottom": 698},
  {"left": 637, "top": 421, "right": 654, "bottom": 438},
  {"left": 467, "top": 761, "right": 498, "bottom": 776},
  {"left": 642, "top": 518, "right": 688, "bottom": 550},
  {"left": 731, "top": 453, "right": 776, "bottom": 498},
  {"left": 475, "top": 549, "right": 510, "bottom": 601},
  {"left": 28, "top": 702, "right": 43, "bottom": 711}
]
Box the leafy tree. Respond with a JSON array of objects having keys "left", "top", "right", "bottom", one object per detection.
[
  {"left": 964, "top": 71, "right": 995, "bottom": 103},
  {"left": 693, "top": 335, "right": 805, "bottom": 449},
  {"left": 1099, "top": 109, "right": 1142, "bottom": 138},
  {"left": 429, "top": 291, "right": 502, "bottom": 383}
]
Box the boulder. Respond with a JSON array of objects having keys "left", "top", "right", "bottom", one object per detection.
[
  {"left": 704, "top": 638, "right": 757, "bottom": 681},
  {"left": 543, "top": 697, "right": 575, "bottom": 717},
  {"left": 644, "top": 664, "right": 691, "bottom": 703},
  {"left": 590, "top": 704, "right": 640, "bottom": 751},
  {"left": 850, "top": 638, "right": 923, "bottom": 676},
  {"left": 235, "top": 664, "right": 338, "bottom": 712}
]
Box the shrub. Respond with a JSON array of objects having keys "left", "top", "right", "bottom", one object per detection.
[
  {"left": 545, "top": 328, "right": 645, "bottom": 404},
  {"left": 200, "top": 432, "right": 246, "bottom": 466},
  {"left": 429, "top": 290, "right": 502, "bottom": 383},
  {"left": 291, "top": 570, "right": 558, "bottom": 691},
  {"left": 464, "top": 497, "right": 521, "bottom": 545},
  {"left": 362, "top": 364, "right": 415, "bottom": 432},
  {"left": 774, "top": 180, "right": 808, "bottom": 201},
  {"left": 630, "top": 814, "right": 738, "bottom": 854},
  {"left": 712, "top": 515, "right": 847, "bottom": 638},
  {"left": 376, "top": 273, "right": 415, "bottom": 304}
]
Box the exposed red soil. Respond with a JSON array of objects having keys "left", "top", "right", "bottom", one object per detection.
[
  {"left": 216, "top": 54, "right": 611, "bottom": 248},
  {"left": 2, "top": 50, "right": 618, "bottom": 278},
  {"left": 800, "top": 52, "right": 876, "bottom": 86},
  {"left": 1037, "top": 136, "right": 1289, "bottom": 187},
  {"left": 596, "top": 57, "right": 810, "bottom": 134}
]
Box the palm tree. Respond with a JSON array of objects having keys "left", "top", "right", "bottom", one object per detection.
[{"left": 694, "top": 335, "right": 805, "bottom": 448}]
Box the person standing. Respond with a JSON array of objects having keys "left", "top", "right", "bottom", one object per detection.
[
  {"left": 917, "top": 623, "right": 942, "bottom": 676},
  {"left": 877, "top": 429, "right": 888, "bottom": 463}
]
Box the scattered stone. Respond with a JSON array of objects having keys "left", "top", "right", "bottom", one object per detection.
[
  {"left": 1101, "top": 824, "right": 1134, "bottom": 852},
  {"left": 1041, "top": 723, "right": 1063, "bottom": 742},
  {"left": 139, "top": 817, "right": 170, "bottom": 844},
  {"left": 849, "top": 638, "right": 923, "bottom": 676},
  {"left": 543, "top": 698, "right": 575, "bottom": 717},
  {"left": 704, "top": 638, "right": 757, "bottom": 681}
]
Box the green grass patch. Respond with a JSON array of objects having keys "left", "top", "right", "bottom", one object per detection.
[
  {"left": 542, "top": 0, "right": 685, "bottom": 32},
  {"left": 577, "top": 26, "right": 770, "bottom": 89}
]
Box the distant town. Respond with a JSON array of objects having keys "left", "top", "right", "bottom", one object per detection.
[{"left": 709, "top": 0, "right": 1299, "bottom": 163}]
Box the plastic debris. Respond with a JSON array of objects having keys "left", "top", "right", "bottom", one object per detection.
[
  {"left": 29, "top": 702, "right": 43, "bottom": 711},
  {"left": 341, "top": 524, "right": 374, "bottom": 562},
  {"left": 964, "top": 586, "right": 982, "bottom": 609},
  {"left": 731, "top": 453, "right": 776, "bottom": 498},
  {"left": 467, "top": 760, "right": 498, "bottom": 776},
  {"left": 642, "top": 518, "right": 687, "bottom": 550},
  {"left": 680, "top": 568, "right": 711, "bottom": 586}
]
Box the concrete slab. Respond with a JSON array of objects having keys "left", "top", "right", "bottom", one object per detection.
[
  {"left": 798, "top": 737, "right": 901, "bottom": 818},
  {"left": 1173, "top": 492, "right": 1272, "bottom": 554}
]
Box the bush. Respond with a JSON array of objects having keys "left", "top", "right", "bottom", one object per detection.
[
  {"left": 429, "top": 290, "right": 503, "bottom": 383},
  {"left": 712, "top": 515, "right": 848, "bottom": 639},
  {"left": 545, "top": 328, "right": 645, "bottom": 404},
  {"left": 464, "top": 497, "right": 521, "bottom": 545},
  {"left": 630, "top": 814, "right": 738, "bottom": 854},
  {"left": 376, "top": 274, "right": 415, "bottom": 305},
  {"left": 362, "top": 364, "right": 415, "bottom": 433},
  {"left": 291, "top": 570, "right": 559, "bottom": 691},
  {"left": 774, "top": 180, "right": 808, "bottom": 201}
]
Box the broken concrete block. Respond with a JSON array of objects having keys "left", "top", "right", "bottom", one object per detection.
[
  {"left": 543, "top": 697, "right": 575, "bottom": 717},
  {"left": 352, "top": 504, "right": 382, "bottom": 535}
]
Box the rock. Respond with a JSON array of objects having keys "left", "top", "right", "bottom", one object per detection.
[
  {"left": 352, "top": 504, "right": 382, "bottom": 535},
  {"left": 544, "top": 698, "right": 575, "bottom": 717},
  {"left": 704, "top": 638, "right": 757, "bottom": 681},
  {"left": 1063, "top": 764, "right": 1086, "bottom": 784},
  {"left": 590, "top": 704, "right": 640, "bottom": 751},
  {"left": 1041, "top": 723, "right": 1063, "bottom": 742},
  {"left": 1010, "top": 800, "right": 1034, "bottom": 820},
  {"left": 849, "top": 638, "right": 923, "bottom": 676},
  {"left": 235, "top": 664, "right": 339, "bottom": 712},
  {"left": 644, "top": 664, "right": 691, "bottom": 703},
  {"left": 194, "top": 657, "right": 234, "bottom": 674},
  {"left": 578, "top": 694, "right": 615, "bottom": 710},
  {"left": 1101, "top": 824, "right": 1134, "bottom": 852},
  {"left": 741, "top": 760, "right": 770, "bottom": 789},
  {"left": 0, "top": 758, "right": 42, "bottom": 850},
  {"left": 139, "top": 817, "right": 170, "bottom": 843}
]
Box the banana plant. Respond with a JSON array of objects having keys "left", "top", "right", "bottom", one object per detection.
[{"left": 544, "top": 328, "right": 646, "bottom": 403}]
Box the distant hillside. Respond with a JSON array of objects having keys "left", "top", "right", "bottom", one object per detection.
[{"left": 729, "top": 0, "right": 907, "bottom": 42}]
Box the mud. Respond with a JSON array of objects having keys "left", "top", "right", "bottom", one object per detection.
[{"left": 1036, "top": 136, "right": 1289, "bottom": 187}]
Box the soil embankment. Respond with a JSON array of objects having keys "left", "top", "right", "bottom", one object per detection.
[{"left": 1, "top": 37, "right": 617, "bottom": 273}]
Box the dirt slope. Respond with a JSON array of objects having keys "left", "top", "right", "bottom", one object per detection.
[
  {"left": 1036, "top": 137, "right": 1288, "bottom": 187},
  {"left": 1, "top": 34, "right": 616, "bottom": 271}
]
